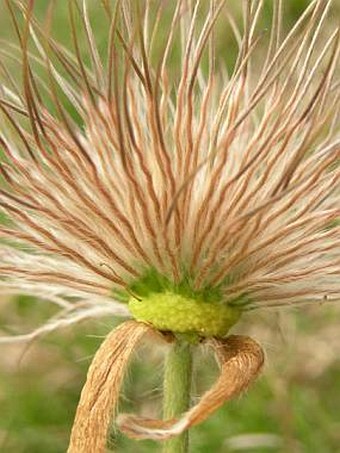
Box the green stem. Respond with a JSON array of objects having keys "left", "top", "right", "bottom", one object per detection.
[{"left": 162, "top": 339, "right": 193, "bottom": 453}]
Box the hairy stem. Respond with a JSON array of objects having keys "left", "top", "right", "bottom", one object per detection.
[{"left": 162, "top": 339, "right": 193, "bottom": 453}]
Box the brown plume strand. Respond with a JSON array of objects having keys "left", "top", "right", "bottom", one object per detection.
[
  {"left": 67, "top": 320, "right": 154, "bottom": 453},
  {"left": 118, "top": 335, "right": 264, "bottom": 440}
]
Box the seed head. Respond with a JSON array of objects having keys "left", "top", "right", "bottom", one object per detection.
[{"left": 0, "top": 0, "right": 338, "bottom": 341}]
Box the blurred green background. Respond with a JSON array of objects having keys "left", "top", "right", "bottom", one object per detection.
[{"left": 0, "top": 1, "right": 340, "bottom": 452}]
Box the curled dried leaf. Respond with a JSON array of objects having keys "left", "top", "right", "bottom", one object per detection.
[
  {"left": 67, "top": 320, "right": 154, "bottom": 453},
  {"left": 118, "top": 335, "right": 264, "bottom": 440}
]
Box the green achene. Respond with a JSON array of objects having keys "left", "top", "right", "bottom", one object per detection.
[{"left": 122, "top": 269, "right": 244, "bottom": 337}]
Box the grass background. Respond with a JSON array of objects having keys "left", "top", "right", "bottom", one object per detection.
[{"left": 0, "top": 1, "right": 340, "bottom": 452}]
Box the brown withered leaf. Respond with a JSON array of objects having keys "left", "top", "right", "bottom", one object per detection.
[{"left": 118, "top": 335, "right": 264, "bottom": 440}]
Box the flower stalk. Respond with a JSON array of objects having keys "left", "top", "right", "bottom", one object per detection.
[{"left": 163, "top": 339, "right": 193, "bottom": 453}]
